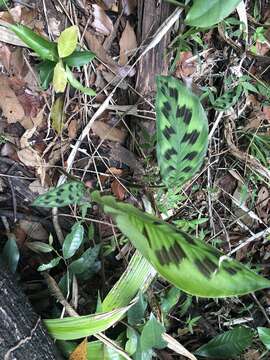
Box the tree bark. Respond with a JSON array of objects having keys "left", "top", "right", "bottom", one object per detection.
[
  {"left": 136, "top": 0, "right": 172, "bottom": 96},
  {"left": 0, "top": 263, "right": 62, "bottom": 360}
]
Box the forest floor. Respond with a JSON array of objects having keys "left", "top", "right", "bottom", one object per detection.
[{"left": 1, "top": 0, "right": 270, "bottom": 359}]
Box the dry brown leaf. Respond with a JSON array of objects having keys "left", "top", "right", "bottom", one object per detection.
[
  {"left": 119, "top": 21, "right": 137, "bottom": 65},
  {"left": 122, "top": 0, "right": 137, "bottom": 15},
  {"left": 92, "top": 120, "right": 127, "bottom": 143},
  {"left": 29, "top": 179, "right": 48, "bottom": 195},
  {"left": 0, "top": 75, "right": 25, "bottom": 122},
  {"left": 69, "top": 338, "right": 87, "bottom": 360},
  {"left": 19, "top": 220, "right": 48, "bottom": 241},
  {"left": 0, "top": 42, "right": 11, "bottom": 70},
  {"left": 175, "top": 51, "right": 197, "bottom": 78},
  {"left": 17, "top": 127, "right": 46, "bottom": 185},
  {"left": 92, "top": 5, "right": 113, "bottom": 35},
  {"left": 68, "top": 119, "right": 78, "bottom": 139},
  {"left": 111, "top": 179, "right": 126, "bottom": 200},
  {"left": 256, "top": 186, "right": 269, "bottom": 221}
]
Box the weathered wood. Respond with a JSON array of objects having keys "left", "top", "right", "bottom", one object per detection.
[
  {"left": 136, "top": 0, "right": 172, "bottom": 96},
  {"left": 0, "top": 262, "right": 62, "bottom": 360}
]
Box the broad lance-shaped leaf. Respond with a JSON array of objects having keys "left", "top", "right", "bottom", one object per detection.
[
  {"left": 32, "top": 181, "right": 86, "bottom": 208},
  {"left": 156, "top": 76, "right": 208, "bottom": 188},
  {"left": 91, "top": 191, "right": 270, "bottom": 298}
]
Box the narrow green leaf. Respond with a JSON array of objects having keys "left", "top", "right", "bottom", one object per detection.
[
  {"left": 58, "top": 25, "right": 78, "bottom": 58},
  {"left": 37, "top": 60, "right": 56, "bottom": 89},
  {"left": 63, "top": 222, "right": 84, "bottom": 259},
  {"left": 51, "top": 96, "right": 65, "bottom": 134},
  {"left": 53, "top": 61, "right": 67, "bottom": 93},
  {"left": 1, "top": 236, "right": 19, "bottom": 273},
  {"left": 66, "top": 66, "right": 96, "bottom": 96},
  {"left": 64, "top": 50, "right": 95, "bottom": 67},
  {"left": 44, "top": 300, "right": 136, "bottom": 340},
  {"left": 185, "top": 0, "right": 241, "bottom": 28},
  {"left": 156, "top": 75, "right": 208, "bottom": 188},
  {"left": 258, "top": 327, "right": 270, "bottom": 350},
  {"left": 195, "top": 327, "right": 253, "bottom": 358},
  {"left": 38, "top": 257, "right": 61, "bottom": 271},
  {"left": 9, "top": 24, "right": 58, "bottom": 61},
  {"left": 32, "top": 181, "right": 86, "bottom": 208},
  {"left": 126, "top": 327, "right": 138, "bottom": 355},
  {"left": 140, "top": 314, "right": 167, "bottom": 351},
  {"left": 27, "top": 241, "right": 54, "bottom": 253},
  {"left": 91, "top": 191, "right": 270, "bottom": 298}
]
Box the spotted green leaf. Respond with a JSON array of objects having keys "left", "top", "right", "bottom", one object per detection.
[
  {"left": 156, "top": 76, "right": 208, "bottom": 188},
  {"left": 32, "top": 181, "right": 85, "bottom": 208},
  {"left": 91, "top": 191, "right": 270, "bottom": 298}
]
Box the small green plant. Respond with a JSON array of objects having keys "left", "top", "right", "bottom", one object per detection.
[{"left": 9, "top": 24, "right": 96, "bottom": 95}]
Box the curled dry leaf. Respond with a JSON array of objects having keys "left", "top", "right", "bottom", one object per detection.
[
  {"left": 17, "top": 127, "right": 46, "bottom": 186},
  {"left": 92, "top": 4, "right": 113, "bottom": 36},
  {"left": 19, "top": 220, "right": 48, "bottom": 241},
  {"left": 0, "top": 75, "right": 25, "bottom": 122},
  {"left": 111, "top": 179, "right": 126, "bottom": 200},
  {"left": 119, "top": 21, "right": 137, "bottom": 65},
  {"left": 175, "top": 51, "right": 197, "bottom": 78},
  {"left": 92, "top": 120, "right": 127, "bottom": 143}
]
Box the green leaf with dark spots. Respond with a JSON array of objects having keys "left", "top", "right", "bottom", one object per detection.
[
  {"left": 195, "top": 327, "right": 253, "bottom": 358},
  {"left": 156, "top": 76, "right": 208, "bottom": 188},
  {"left": 91, "top": 191, "right": 270, "bottom": 298},
  {"left": 32, "top": 181, "right": 86, "bottom": 208}
]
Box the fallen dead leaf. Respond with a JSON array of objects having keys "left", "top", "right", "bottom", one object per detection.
[
  {"left": 29, "top": 179, "right": 48, "bottom": 195},
  {"left": 17, "top": 127, "right": 46, "bottom": 185},
  {"left": 0, "top": 75, "right": 25, "bottom": 122},
  {"left": 69, "top": 338, "right": 87, "bottom": 360},
  {"left": 0, "top": 42, "right": 11, "bottom": 71},
  {"left": 92, "top": 120, "right": 127, "bottom": 143},
  {"left": 111, "top": 179, "right": 126, "bottom": 200},
  {"left": 92, "top": 5, "right": 113, "bottom": 36},
  {"left": 119, "top": 20, "right": 137, "bottom": 65},
  {"left": 19, "top": 220, "right": 48, "bottom": 241},
  {"left": 122, "top": 0, "right": 137, "bottom": 15},
  {"left": 256, "top": 186, "right": 269, "bottom": 221},
  {"left": 175, "top": 51, "right": 197, "bottom": 78},
  {"left": 68, "top": 119, "right": 78, "bottom": 139}
]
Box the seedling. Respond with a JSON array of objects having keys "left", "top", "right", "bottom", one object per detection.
[{"left": 9, "top": 24, "right": 96, "bottom": 95}]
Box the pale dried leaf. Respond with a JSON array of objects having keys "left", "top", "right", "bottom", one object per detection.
[
  {"left": 119, "top": 21, "right": 137, "bottom": 65},
  {"left": 92, "top": 120, "right": 127, "bottom": 143},
  {"left": 92, "top": 5, "right": 113, "bottom": 36},
  {"left": 29, "top": 179, "right": 48, "bottom": 195},
  {"left": 121, "top": 0, "right": 137, "bottom": 15},
  {"left": 0, "top": 75, "right": 25, "bottom": 122},
  {"left": 69, "top": 338, "right": 87, "bottom": 360},
  {"left": 162, "top": 333, "right": 197, "bottom": 360},
  {"left": 19, "top": 220, "right": 48, "bottom": 240}
]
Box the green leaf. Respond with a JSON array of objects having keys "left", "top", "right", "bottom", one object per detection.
[
  {"left": 53, "top": 61, "right": 67, "bottom": 93},
  {"left": 195, "top": 327, "right": 253, "bottom": 358},
  {"left": 51, "top": 96, "right": 65, "bottom": 134},
  {"left": 125, "top": 327, "right": 138, "bottom": 355},
  {"left": 64, "top": 50, "right": 95, "bottom": 67},
  {"left": 87, "top": 341, "right": 126, "bottom": 360},
  {"left": 38, "top": 257, "right": 62, "bottom": 271},
  {"left": 32, "top": 181, "right": 86, "bottom": 208},
  {"left": 58, "top": 25, "right": 78, "bottom": 58},
  {"left": 63, "top": 222, "right": 84, "bottom": 259},
  {"left": 140, "top": 314, "right": 167, "bottom": 351},
  {"left": 69, "top": 244, "right": 100, "bottom": 274},
  {"left": 91, "top": 191, "right": 270, "bottom": 298},
  {"left": 185, "top": 0, "right": 241, "bottom": 28},
  {"left": 0, "top": 0, "right": 9, "bottom": 10},
  {"left": 44, "top": 300, "right": 136, "bottom": 340},
  {"left": 9, "top": 24, "right": 58, "bottom": 61},
  {"left": 127, "top": 292, "right": 147, "bottom": 326},
  {"left": 27, "top": 241, "right": 54, "bottom": 253},
  {"left": 160, "top": 287, "right": 181, "bottom": 316},
  {"left": 156, "top": 76, "right": 208, "bottom": 188},
  {"left": 0, "top": 236, "right": 19, "bottom": 273},
  {"left": 66, "top": 66, "right": 96, "bottom": 96},
  {"left": 258, "top": 327, "right": 270, "bottom": 350},
  {"left": 37, "top": 60, "right": 56, "bottom": 89}
]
